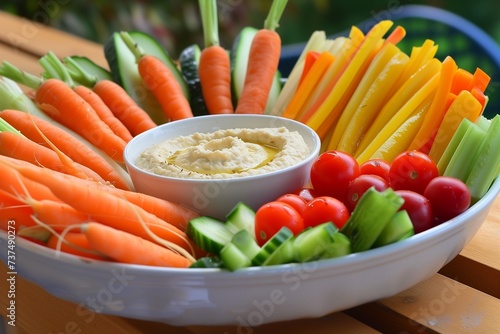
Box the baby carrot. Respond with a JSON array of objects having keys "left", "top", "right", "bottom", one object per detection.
[
  {"left": 120, "top": 32, "right": 194, "bottom": 121},
  {"left": 92, "top": 79, "right": 157, "bottom": 136},
  {"left": 35, "top": 78, "right": 127, "bottom": 163},
  {"left": 73, "top": 85, "right": 133, "bottom": 142},
  {"left": 0, "top": 109, "right": 131, "bottom": 190},
  {"left": 47, "top": 232, "right": 107, "bottom": 261},
  {"left": 0, "top": 189, "right": 35, "bottom": 231},
  {"left": 197, "top": 0, "right": 234, "bottom": 114},
  {"left": 82, "top": 222, "right": 193, "bottom": 267},
  {"left": 235, "top": 0, "right": 288, "bottom": 114}
]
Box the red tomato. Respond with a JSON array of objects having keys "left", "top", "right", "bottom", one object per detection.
[
  {"left": 301, "top": 196, "right": 350, "bottom": 229},
  {"left": 292, "top": 187, "right": 319, "bottom": 202},
  {"left": 345, "top": 174, "right": 389, "bottom": 212},
  {"left": 388, "top": 151, "right": 438, "bottom": 194},
  {"left": 254, "top": 201, "right": 304, "bottom": 246},
  {"left": 276, "top": 193, "right": 308, "bottom": 214},
  {"left": 310, "top": 150, "right": 360, "bottom": 201},
  {"left": 359, "top": 159, "right": 391, "bottom": 182},
  {"left": 424, "top": 176, "right": 471, "bottom": 223},
  {"left": 395, "top": 190, "right": 434, "bottom": 234}
]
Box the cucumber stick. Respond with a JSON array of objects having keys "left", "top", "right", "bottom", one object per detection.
[
  {"left": 179, "top": 44, "right": 209, "bottom": 116},
  {"left": 373, "top": 210, "right": 414, "bottom": 247},
  {"left": 225, "top": 202, "right": 256, "bottom": 238},
  {"left": 104, "top": 31, "right": 188, "bottom": 124},
  {"left": 231, "top": 26, "right": 281, "bottom": 114},
  {"left": 340, "top": 187, "right": 404, "bottom": 253},
  {"left": 466, "top": 114, "right": 500, "bottom": 202}
]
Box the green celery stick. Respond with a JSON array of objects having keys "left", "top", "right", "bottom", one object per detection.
[{"left": 437, "top": 118, "right": 473, "bottom": 175}]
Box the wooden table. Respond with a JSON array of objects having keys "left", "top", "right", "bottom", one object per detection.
[{"left": 1, "top": 11, "right": 499, "bottom": 334}]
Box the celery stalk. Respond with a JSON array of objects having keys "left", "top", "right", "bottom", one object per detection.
[
  {"left": 437, "top": 118, "right": 473, "bottom": 175},
  {"left": 466, "top": 114, "right": 500, "bottom": 202}
]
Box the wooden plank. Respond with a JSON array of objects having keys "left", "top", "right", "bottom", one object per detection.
[
  {"left": 346, "top": 274, "right": 500, "bottom": 333},
  {"left": 0, "top": 11, "right": 107, "bottom": 68}
]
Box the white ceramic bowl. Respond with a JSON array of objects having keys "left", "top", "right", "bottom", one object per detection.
[
  {"left": 123, "top": 114, "right": 321, "bottom": 220},
  {"left": 1, "top": 176, "right": 499, "bottom": 326}
]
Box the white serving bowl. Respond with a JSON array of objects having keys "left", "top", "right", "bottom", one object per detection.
[
  {"left": 2, "top": 176, "right": 499, "bottom": 326},
  {"left": 123, "top": 114, "right": 321, "bottom": 220}
]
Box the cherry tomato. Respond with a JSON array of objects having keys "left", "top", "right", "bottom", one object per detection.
[
  {"left": 276, "top": 193, "right": 308, "bottom": 214},
  {"left": 310, "top": 150, "right": 360, "bottom": 201},
  {"left": 388, "top": 151, "right": 438, "bottom": 194},
  {"left": 424, "top": 176, "right": 471, "bottom": 223},
  {"left": 359, "top": 159, "right": 391, "bottom": 182},
  {"left": 292, "top": 187, "right": 319, "bottom": 202},
  {"left": 254, "top": 201, "right": 304, "bottom": 246},
  {"left": 301, "top": 196, "right": 350, "bottom": 229},
  {"left": 395, "top": 190, "right": 434, "bottom": 234},
  {"left": 345, "top": 174, "right": 389, "bottom": 212}
]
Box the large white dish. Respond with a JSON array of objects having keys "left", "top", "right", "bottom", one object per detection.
[{"left": 1, "top": 176, "right": 499, "bottom": 326}]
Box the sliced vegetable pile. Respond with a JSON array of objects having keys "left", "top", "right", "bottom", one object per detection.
[{"left": 0, "top": 0, "right": 499, "bottom": 270}]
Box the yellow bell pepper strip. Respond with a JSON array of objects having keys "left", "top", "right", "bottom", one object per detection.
[
  {"left": 355, "top": 57, "right": 442, "bottom": 156},
  {"left": 407, "top": 56, "right": 458, "bottom": 153},
  {"left": 330, "top": 44, "right": 409, "bottom": 153},
  {"left": 298, "top": 51, "right": 321, "bottom": 86},
  {"left": 365, "top": 99, "right": 431, "bottom": 163},
  {"left": 428, "top": 90, "right": 483, "bottom": 162},
  {"left": 271, "top": 30, "right": 327, "bottom": 116},
  {"left": 304, "top": 20, "right": 394, "bottom": 133},
  {"left": 356, "top": 71, "right": 440, "bottom": 163},
  {"left": 281, "top": 51, "right": 335, "bottom": 119},
  {"left": 299, "top": 26, "right": 365, "bottom": 124}
]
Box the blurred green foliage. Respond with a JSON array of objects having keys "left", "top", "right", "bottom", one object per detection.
[{"left": 2, "top": 0, "right": 500, "bottom": 58}]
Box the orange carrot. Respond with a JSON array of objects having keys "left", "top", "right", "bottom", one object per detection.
[
  {"left": 119, "top": 32, "right": 193, "bottom": 121},
  {"left": 197, "top": 0, "right": 234, "bottom": 114},
  {"left": 0, "top": 189, "right": 35, "bottom": 231},
  {"left": 35, "top": 78, "right": 127, "bottom": 163},
  {"left": 47, "top": 232, "right": 107, "bottom": 261},
  {"left": 0, "top": 109, "right": 131, "bottom": 190},
  {"left": 0, "top": 131, "right": 105, "bottom": 183},
  {"left": 384, "top": 25, "right": 406, "bottom": 45},
  {"left": 0, "top": 156, "right": 60, "bottom": 202},
  {"left": 235, "top": 0, "right": 288, "bottom": 114},
  {"left": 468, "top": 67, "right": 490, "bottom": 93},
  {"left": 92, "top": 79, "right": 157, "bottom": 136},
  {"left": 82, "top": 222, "right": 192, "bottom": 267},
  {"left": 450, "top": 68, "right": 473, "bottom": 95},
  {"left": 73, "top": 85, "right": 133, "bottom": 142},
  {"left": 298, "top": 51, "right": 321, "bottom": 86},
  {"left": 6, "top": 157, "right": 198, "bottom": 230},
  {"left": 2, "top": 157, "right": 196, "bottom": 258}
]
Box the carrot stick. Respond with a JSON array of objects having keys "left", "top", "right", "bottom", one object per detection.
[
  {"left": 384, "top": 25, "right": 406, "bottom": 45},
  {"left": 47, "top": 232, "right": 107, "bottom": 261},
  {"left": 0, "top": 109, "right": 131, "bottom": 190},
  {"left": 35, "top": 78, "right": 127, "bottom": 163},
  {"left": 408, "top": 56, "right": 458, "bottom": 152},
  {"left": 92, "top": 79, "right": 157, "bottom": 136},
  {"left": 73, "top": 85, "right": 133, "bottom": 142},
  {"left": 120, "top": 32, "right": 194, "bottom": 121},
  {"left": 197, "top": 0, "right": 234, "bottom": 114},
  {"left": 82, "top": 222, "right": 192, "bottom": 267},
  {"left": 235, "top": 0, "right": 289, "bottom": 114},
  {"left": 468, "top": 67, "right": 490, "bottom": 93},
  {"left": 298, "top": 51, "right": 321, "bottom": 86},
  {"left": 450, "top": 68, "right": 473, "bottom": 95}
]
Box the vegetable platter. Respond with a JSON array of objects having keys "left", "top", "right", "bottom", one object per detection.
[{"left": 1, "top": 1, "right": 500, "bottom": 330}]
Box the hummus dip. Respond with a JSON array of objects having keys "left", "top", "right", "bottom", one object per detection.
[{"left": 135, "top": 127, "right": 310, "bottom": 179}]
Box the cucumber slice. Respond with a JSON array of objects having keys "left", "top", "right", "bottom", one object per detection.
[
  {"left": 293, "top": 222, "right": 338, "bottom": 262},
  {"left": 104, "top": 31, "right": 188, "bottom": 124},
  {"left": 466, "top": 114, "right": 500, "bottom": 202},
  {"left": 179, "top": 44, "right": 209, "bottom": 116},
  {"left": 230, "top": 26, "right": 281, "bottom": 114},
  {"left": 252, "top": 227, "right": 293, "bottom": 266},
  {"left": 65, "top": 56, "right": 112, "bottom": 83},
  {"left": 220, "top": 243, "right": 252, "bottom": 271},
  {"left": 373, "top": 210, "right": 414, "bottom": 247},
  {"left": 340, "top": 187, "right": 404, "bottom": 253},
  {"left": 186, "top": 216, "right": 233, "bottom": 255},
  {"left": 189, "top": 256, "right": 224, "bottom": 268},
  {"left": 261, "top": 238, "right": 295, "bottom": 266},
  {"left": 318, "top": 232, "right": 351, "bottom": 260},
  {"left": 225, "top": 202, "right": 256, "bottom": 238},
  {"left": 230, "top": 229, "right": 260, "bottom": 259}
]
